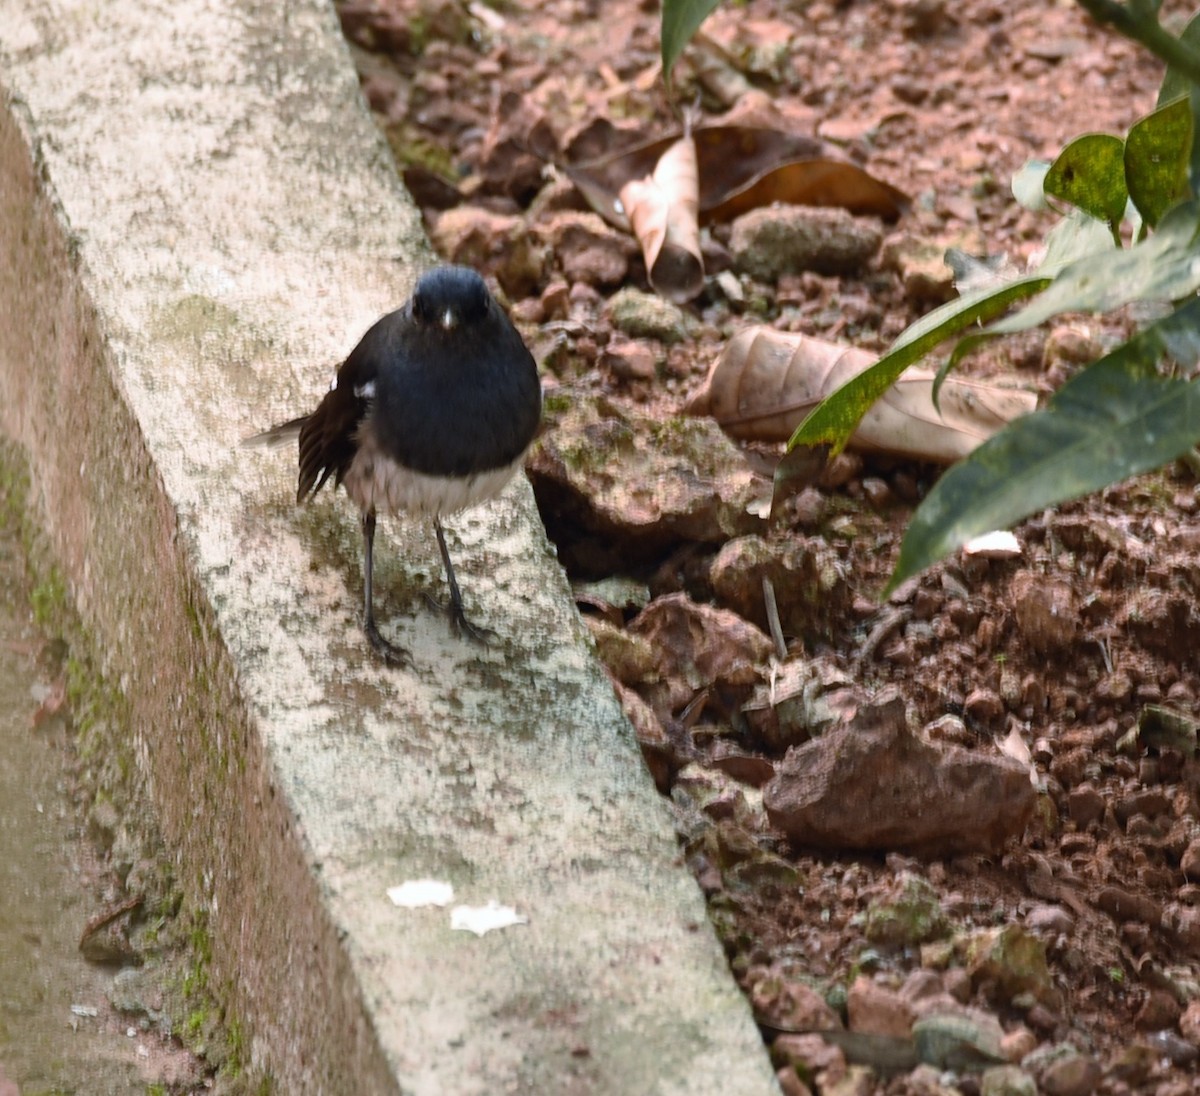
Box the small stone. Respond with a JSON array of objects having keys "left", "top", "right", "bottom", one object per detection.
[
  {"left": 709, "top": 534, "right": 850, "bottom": 644},
  {"left": 963, "top": 687, "right": 1004, "bottom": 726},
  {"left": 1095, "top": 885, "right": 1161, "bottom": 927},
  {"left": 539, "top": 278, "right": 571, "bottom": 320},
  {"left": 864, "top": 872, "right": 950, "bottom": 948},
  {"left": 428, "top": 206, "right": 547, "bottom": 299},
  {"left": 1066, "top": 782, "right": 1105, "bottom": 827},
  {"left": 981, "top": 1064, "right": 1037, "bottom": 1096},
  {"left": 627, "top": 593, "right": 772, "bottom": 721},
  {"left": 891, "top": 0, "right": 951, "bottom": 36},
  {"left": 923, "top": 713, "right": 973, "bottom": 746},
  {"left": 1024, "top": 904, "right": 1074, "bottom": 937},
  {"left": 1011, "top": 572, "right": 1078, "bottom": 654},
  {"left": 600, "top": 337, "right": 657, "bottom": 381},
  {"left": 729, "top": 204, "right": 883, "bottom": 280},
  {"left": 1037, "top": 1049, "right": 1101, "bottom": 1096},
  {"left": 912, "top": 1010, "right": 1005, "bottom": 1069},
  {"left": 536, "top": 210, "right": 632, "bottom": 287},
  {"left": 846, "top": 975, "right": 915, "bottom": 1038},
  {"left": 772, "top": 1032, "right": 847, "bottom": 1080},
  {"left": 1135, "top": 988, "right": 1182, "bottom": 1030},
  {"left": 861, "top": 477, "right": 893, "bottom": 508},
  {"left": 1043, "top": 324, "right": 1100, "bottom": 368},
  {"left": 964, "top": 924, "right": 1057, "bottom": 1006},
  {"left": 1181, "top": 998, "right": 1200, "bottom": 1044},
  {"left": 750, "top": 972, "right": 842, "bottom": 1031},
  {"left": 941, "top": 967, "right": 972, "bottom": 1004},
  {"left": 879, "top": 233, "right": 955, "bottom": 304},
  {"left": 1143, "top": 1029, "right": 1200, "bottom": 1066},
  {"left": 820, "top": 1064, "right": 875, "bottom": 1096},
  {"left": 1000, "top": 1026, "right": 1038, "bottom": 1063},
  {"left": 775, "top": 1066, "right": 814, "bottom": 1096},
  {"left": 900, "top": 968, "right": 946, "bottom": 1005},
  {"left": 605, "top": 286, "right": 697, "bottom": 343},
  {"left": 1113, "top": 788, "right": 1172, "bottom": 824}
]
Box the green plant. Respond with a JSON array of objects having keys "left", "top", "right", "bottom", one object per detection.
[{"left": 663, "top": 0, "right": 1200, "bottom": 591}]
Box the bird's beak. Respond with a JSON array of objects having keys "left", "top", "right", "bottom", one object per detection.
[{"left": 441, "top": 308, "right": 457, "bottom": 330}]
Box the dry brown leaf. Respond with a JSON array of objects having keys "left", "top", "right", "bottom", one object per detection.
[
  {"left": 705, "top": 158, "right": 909, "bottom": 223},
  {"left": 618, "top": 132, "right": 705, "bottom": 303},
  {"left": 563, "top": 125, "right": 908, "bottom": 231},
  {"left": 686, "top": 327, "right": 1037, "bottom": 464}
]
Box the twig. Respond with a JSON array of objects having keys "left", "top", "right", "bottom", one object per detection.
[{"left": 762, "top": 577, "right": 787, "bottom": 661}]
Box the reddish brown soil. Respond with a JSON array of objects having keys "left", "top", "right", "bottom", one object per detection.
[{"left": 339, "top": 1, "right": 1200, "bottom": 1092}]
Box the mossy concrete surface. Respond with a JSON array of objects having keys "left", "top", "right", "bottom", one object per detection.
[{"left": 0, "top": 2, "right": 779, "bottom": 1094}]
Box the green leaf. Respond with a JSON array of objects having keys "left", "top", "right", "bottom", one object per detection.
[
  {"left": 1126, "top": 96, "right": 1194, "bottom": 227},
  {"left": 1157, "top": 11, "right": 1200, "bottom": 106},
  {"left": 886, "top": 297, "right": 1200, "bottom": 593},
  {"left": 1190, "top": 83, "right": 1200, "bottom": 198},
  {"left": 1044, "top": 133, "right": 1128, "bottom": 238},
  {"left": 932, "top": 211, "right": 1118, "bottom": 398},
  {"left": 987, "top": 198, "right": 1200, "bottom": 336},
  {"left": 661, "top": 0, "right": 722, "bottom": 89}
]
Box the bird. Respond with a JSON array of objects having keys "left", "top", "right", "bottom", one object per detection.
[{"left": 246, "top": 265, "right": 542, "bottom": 665}]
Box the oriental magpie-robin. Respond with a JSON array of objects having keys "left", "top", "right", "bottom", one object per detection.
[{"left": 247, "top": 265, "right": 542, "bottom": 665}]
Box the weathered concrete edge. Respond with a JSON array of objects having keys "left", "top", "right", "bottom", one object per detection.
[
  {"left": 0, "top": 99, "right": 401, "bottom": 1090},
  {"left": 0, "top": 3, "right": 782, "bottom": 1093}
]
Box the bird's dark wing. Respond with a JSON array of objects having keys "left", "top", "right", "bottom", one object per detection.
[{"left": 296, "top": 331, "right": 386, "bottom": 503}]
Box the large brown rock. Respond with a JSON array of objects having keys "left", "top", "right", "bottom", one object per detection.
[
  {"left": 764, "top": 691, "right": 1036, "bottom": 857},
  {"left": 626, "top": 592, "right": 773, "bottom": 720},
  {"left": 527, "top": 391, "right": 767, "bottom": 572}
]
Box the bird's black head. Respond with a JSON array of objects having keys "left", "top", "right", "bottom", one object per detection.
[{"left": 411, "top": 266, "right": 491, "bottom": 331}]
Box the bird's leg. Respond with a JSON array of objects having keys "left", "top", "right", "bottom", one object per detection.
[
  {"left": 361, "top": 508, "right": 411, "bottom": 666},
  {"left": 434, "top": 518, "right": 496, "bottom": 645}
]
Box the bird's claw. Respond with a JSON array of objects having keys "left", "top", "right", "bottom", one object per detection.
[
  {"left": 423, "top": 592, "right": 496, "bottom": 646},
  {"left": 364, "top": 616, "right": 412, "bottom": 667}
]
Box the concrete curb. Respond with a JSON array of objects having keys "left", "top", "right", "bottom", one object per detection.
[{"left": 0, "top": 1, "right": 779, "bottom": 1092}]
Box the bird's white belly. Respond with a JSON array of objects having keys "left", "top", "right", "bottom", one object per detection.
[{"left": 343, "top": 439, "right": 525, "bottom": 518}]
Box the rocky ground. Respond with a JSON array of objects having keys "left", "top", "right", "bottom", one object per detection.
[{"left": 345, "top": 1, "right": 1200, "bottom": 1094}]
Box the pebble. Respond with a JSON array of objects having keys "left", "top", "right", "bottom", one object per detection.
[
  {"left": 981, "top": 1064, "right": 1037, "bottom": 1096},
  {"left": 1024, "top": 904, "right": 1074, "bottom": 937},
  {"left": 1000, "top": 1026, "right": 1038, "bottom": 1063},
  {"left": 1066, "top": 782, "right": 1105, "bottom": 828},
  {"left": 728, "top": 205, "right": 883, "bottom": 280},
  {"left": 1036, "top": 1049, "right": 1101, "bottom": 1096},
  {"left": 604, "top": 286, "right": 697, "bottom": 343},
  {"left": 1134, "top": 988, "right": 1182, "bottom": 1030},
  {"left": 846, "top": 976, "right": 914, "bottom": 1038},
  {"left": 600, "top": 337, "right": 657, "bottom": 381}
]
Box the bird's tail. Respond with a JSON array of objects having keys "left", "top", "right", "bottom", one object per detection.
[{"left": 240, "top": 416, "right": 309, "bottom": 449}]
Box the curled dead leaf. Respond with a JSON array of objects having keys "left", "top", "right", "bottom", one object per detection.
[
  {"left": 618, "top": 132, "right": 705, "bottom": 303},
  {"left": 686, "top": 327, "right": 1037, "bottom": 464},
  {"left": 563, "top": 125, "right": 909, "bottom": 231}
]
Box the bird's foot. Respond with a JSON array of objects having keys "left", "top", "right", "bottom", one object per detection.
[
  {"left": 364, "top": 615, "right": 412, "bottom": 667},
  {"left": 424, "top": 593, "right": 497, "bottom": 646}
]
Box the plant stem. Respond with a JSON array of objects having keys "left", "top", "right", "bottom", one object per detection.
[{"left": 1075, "top": 0, "right": 1200, "bottom": 87}]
